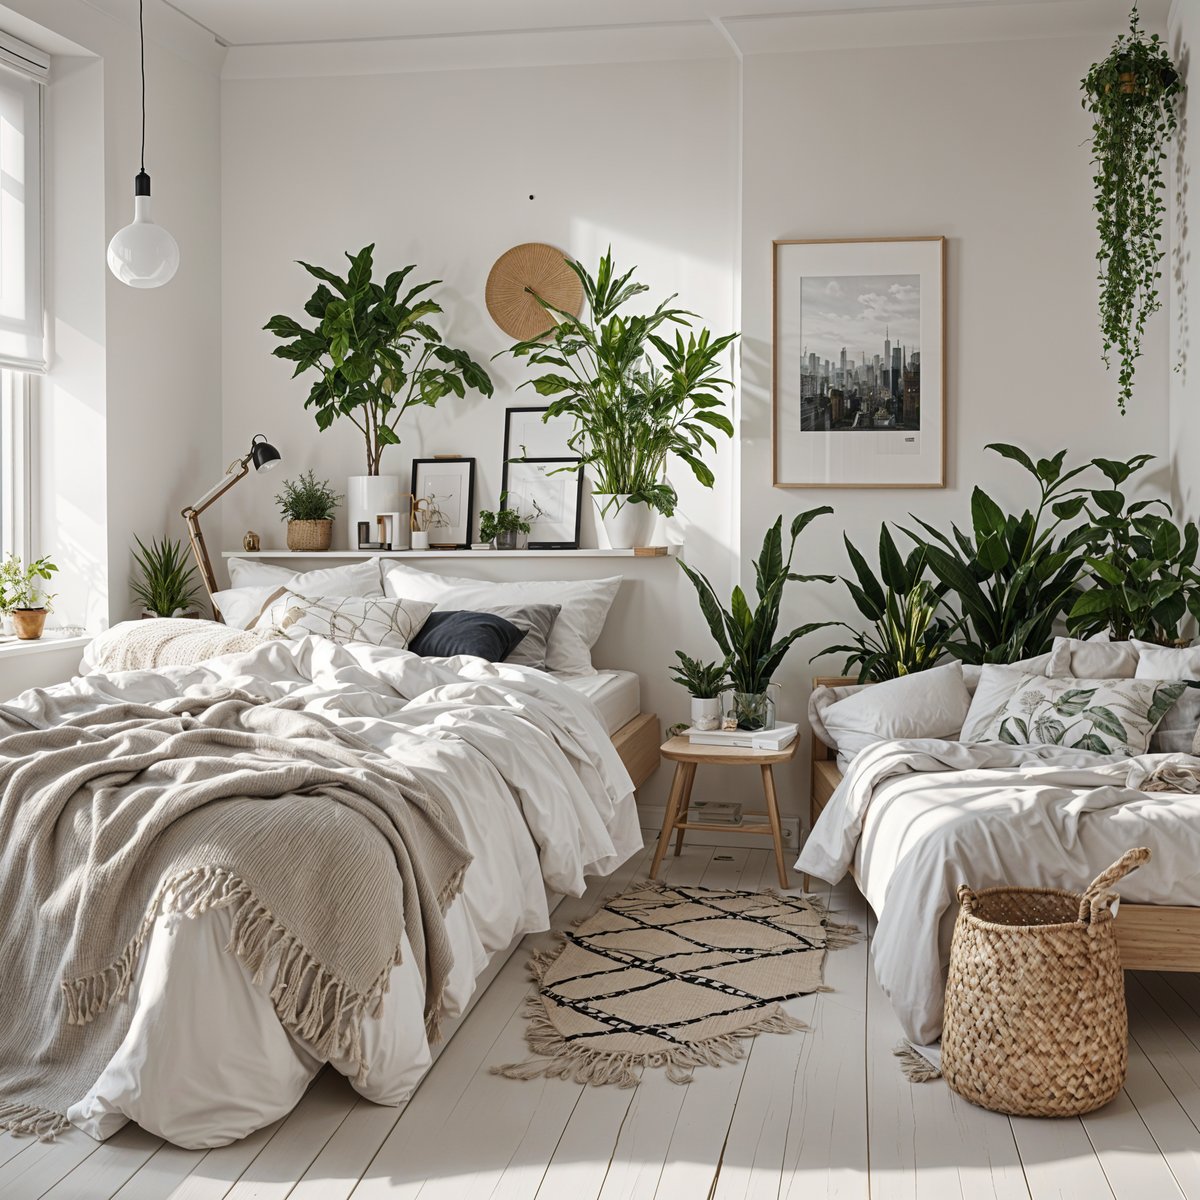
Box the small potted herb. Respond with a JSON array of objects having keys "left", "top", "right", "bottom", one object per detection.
[
  {"left": 670, "top": 652, "right": 729, "bottom": 730},
  {"left": 479, "top": 494, "right": 534, "bottom": 550},
  {"left": 0, "top": 554, "right": 58, "bottom": 640},
  {"left": 275, "top": 470, "right": 342, "bottom": 551},
  {"left": 132, "top": 536, "right": 202, "bottom": 618}
]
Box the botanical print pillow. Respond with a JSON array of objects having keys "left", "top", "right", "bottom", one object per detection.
[
  {"left": 967, "top": 673, "right": 1186, "bottom": 756},
  {"left": 257, "top": 593, "right": 435, "bottom": 651}
]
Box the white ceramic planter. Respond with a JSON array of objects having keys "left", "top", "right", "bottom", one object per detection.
[
  {"left": 690, "top": 696, "right": 722, "bottom": 731},
  {"left": 593, "top": 493, "right": 655, "bottom": 549},
  {"left": 347, "top": 475, "right": 406, "bottom": 549}
]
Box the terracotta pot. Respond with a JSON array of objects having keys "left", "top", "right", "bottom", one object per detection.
[{"left": 11, "top": 608, "right": 47, "bottom": 640}]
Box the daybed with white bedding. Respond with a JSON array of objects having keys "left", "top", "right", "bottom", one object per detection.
[
  {"left": 0, "top": 561, "right": 650, "bottom": 1149},
  {"left": 799, "top": 646, "right": 1200, "bottom": 1049}
]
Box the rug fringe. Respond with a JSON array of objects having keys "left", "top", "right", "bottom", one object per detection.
[
  {"left": 0, "top": 1100, "right": 71, "bottom": 1140},
  {"left": 893, "top": 1041, "right": 942, "bottom": 1083},
  {"left": 491, "top": 998, "right": 809, "bottom": 1088}
]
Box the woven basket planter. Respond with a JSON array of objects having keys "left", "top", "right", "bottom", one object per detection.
[
  {"left": 286, "top": 520, "right": 333, "bottom": 552},
  {"left": 941, "top": 847, "right": 1149, "bottom": 1117}
]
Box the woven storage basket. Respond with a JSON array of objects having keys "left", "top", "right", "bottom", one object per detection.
[
  {"left": 941, "top": 847, "right": 1149, "bottom": 1117},
  {"left": 286, "top": 520, "right": 333, "bottom": 552}
]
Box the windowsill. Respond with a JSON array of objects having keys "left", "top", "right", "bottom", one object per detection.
[{"left": 0, "top": 632, "right": 90, "bottom": 659}]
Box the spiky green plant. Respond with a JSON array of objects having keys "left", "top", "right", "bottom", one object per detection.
[{"left": 131, "top": 536, "right": 200, "bottom": 617}]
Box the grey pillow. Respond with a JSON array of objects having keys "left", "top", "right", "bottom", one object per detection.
[{"left": 483, "top": 604, "right": 562, "bottom": 671}]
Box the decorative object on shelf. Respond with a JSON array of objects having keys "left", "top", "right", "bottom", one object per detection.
[
  {"left": 773, "top": 236, "right": 945, "bottom": 488},
  {"left": 506, "top": 249, "right": 737, "bottom": 548},
  {"left": 0, "top": 553, "right": 58, "bottom": 640},
  {"left": 501, "top": 458, "right": 582, "bottom": 550},
  {"left": 131, "top": 536, "right": 201, "bottom": 619},
  {"left": 1082, "top": 6, "right": 1181, "bottom": 414},
  {"left": 486, "top": 243, "right": 583, "bottom": 341},
  {"left": 412, "top": 457, "right": 475, "bottom": 550},
  {"left": 242, "top": 531, "right": 260, "bottom": 553},
  {"left": 106, "top": 0, "right": 179, "bottom": 289},
  {"left": 679, "top": 511, "right": 834, "bottom": 731},
  {"left": 479, "top": 494, "right": 533, "bottom": 551},
  {"left": 503, "top": 406, "right": 576, "bottom": 463},
  {"left": 181, "top": 434, "right": 281, "bottom": 608},
  {"left": 275, "top": 469, "right": 341, "bottom": 553},
  {"left": 819, "top": 524, "right": 958, "bottom": 682},
  {"left": 670, "top": 651, "right": 728, "bottom": 731}
]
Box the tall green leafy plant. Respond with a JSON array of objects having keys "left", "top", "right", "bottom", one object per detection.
[
  {"left": 506, "top": 250, "right": 737, "bottom": 517},
  {"left": 265, "top": 245, "right": 494, "bottom": 475},
  {"left": 678, "top": 510, "right": 834, "bottom": 700},
  {"left": 820, "top": 525, "right": 957, "bottom": 682},
  {"left": 1082, "top": 7, "right": 1181, "bottom": 413}
]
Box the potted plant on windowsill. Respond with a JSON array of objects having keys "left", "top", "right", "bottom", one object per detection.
[
  {"left": 264, "top": 244, "right": 494, "bottom": 546},
  {"left": 132, "top": 536, "right": 202, "bottom": 619},
  {"left": 479, "top": 494, "right": 533, "bottom": 550},
  {"left": 505, "top": 249, "right": 738, "bottom": 548},
  {"left": 670, "top": 652, "right": 729, "bottom": 731},
  {"left": 679, "top": 510, "right": 833, "bottom": 730},
  {"left": 0, "top": 554, "right": 59, "bottom": 640},
  {"left": 275, "top": 470, "right": 342, "bottom": 552}
]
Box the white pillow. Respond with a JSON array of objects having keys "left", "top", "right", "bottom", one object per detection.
[
  {"left": 811, "top": 662, "right": 971, "bottom": 771},
  {"left": 256, "top": 592, "right": 435, "bottom": 651},
  {"left": 959, "top": 655, "right": 1055, "bottom": 742},
  {"left": 211, "top": 584, "right": 288, "bottom": 630},
  {"left": 226, "top": 557, "right": 383, "bottom": 596},
  {"left": 1047, "top": 636, "right": 1139, "bottom": 679},
  {"left": 1134, "top": 641, "right": 1200, "bottom": 754},
  {"left": 963, "top": 673, "right": 1185, "bottom": 757},
  {"left": 382, "top": 563, "right": 620, "bottom": 677}
]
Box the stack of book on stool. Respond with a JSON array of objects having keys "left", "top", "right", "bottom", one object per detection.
[
  {"left": 685, "top": 721, "right": 799, "bottom": 751},
  {"left": 689, "top": 800, "right": 744, "bottom": 827}
]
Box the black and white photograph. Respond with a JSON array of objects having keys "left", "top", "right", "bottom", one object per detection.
[
  {"left": 410, "top": 457, "right": 476, "bottom": 548},
  {"left": 501, "top": 457, "right": 583, "bottom": 549}
]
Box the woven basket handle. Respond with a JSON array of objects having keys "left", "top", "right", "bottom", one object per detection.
[
  {"left": 1077, "top": 847, "right": 1151, "bottom": 924},
  {"left": 957, "top": 884, "right": 977, "bottom": 913}
]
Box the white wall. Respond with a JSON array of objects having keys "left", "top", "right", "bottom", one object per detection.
[
  {"left": 1170, "top": 0, "right": 1200, "bottom": 518},
  {"left": 740, "top": 32, "right": 1172, "bottom": 811}
]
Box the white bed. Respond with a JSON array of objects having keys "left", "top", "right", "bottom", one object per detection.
[
  {"left": 1, "top": 635, "right": 642, "bottom": 1148},
  {"left": 562, "top": 669, "right": 641, "bottom": 736}
]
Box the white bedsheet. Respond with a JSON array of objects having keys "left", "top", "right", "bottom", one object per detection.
[
  {"left": 797, "top": 738, "right": 1200, "bottom": 1046},
  {"left": 5, "top": 637, "right": 640, "bottom": 1148},
  {"left": 561, "top": 669, "right": 641, "bottom": 735}
]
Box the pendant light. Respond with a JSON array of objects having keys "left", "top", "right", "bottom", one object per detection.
[{"left": 106, "top": 0, "right": 179, "bottom": 288}]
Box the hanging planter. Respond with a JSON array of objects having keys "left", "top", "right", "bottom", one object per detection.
[{"left": 1081, "top": 6, "right": 1182, "bottom": 415}]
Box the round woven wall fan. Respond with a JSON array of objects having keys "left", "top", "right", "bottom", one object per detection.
[{"left": 485, "top": 243, "right": 582, "bottom": 341}]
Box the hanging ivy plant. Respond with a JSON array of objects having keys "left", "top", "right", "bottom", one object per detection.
[{"left": 1081, "top": 6, "right": 1182, "bottom": 414}]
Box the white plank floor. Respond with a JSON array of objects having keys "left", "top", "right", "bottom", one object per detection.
[{"left": 8, "top": 838, "right": 1200, "bottom": 1199}]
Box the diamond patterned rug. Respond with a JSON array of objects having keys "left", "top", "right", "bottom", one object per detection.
[{"left": 492, "top": 880, "right": 861, "bottom": 1087}]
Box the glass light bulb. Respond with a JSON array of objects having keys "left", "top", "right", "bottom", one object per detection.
[{"left": 107, "top": 192, "right": 179, "bottom": 289}]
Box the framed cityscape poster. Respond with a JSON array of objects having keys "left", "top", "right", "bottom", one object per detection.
[{"left": 772, "top": 236, "right": 946, "bottom": 488}]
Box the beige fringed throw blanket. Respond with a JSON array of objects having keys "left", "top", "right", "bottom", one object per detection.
[{"left": 0, "top": 690, "right": 471, "bottom": 1138}]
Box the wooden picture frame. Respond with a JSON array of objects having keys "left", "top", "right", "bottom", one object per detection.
[
  {"left": 772, "top": 236, "right": 946, "bottom": 489},
  {"left": 411, "top": 457, "right": 476, "bottom": 549},
  {"left": 501, "top": 457, "right": 584, "bottom": 550}
]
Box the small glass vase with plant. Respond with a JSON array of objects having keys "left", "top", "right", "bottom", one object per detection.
[
  {"left": 131, "top": 536, "right": 201, "bottom": 618},
  {"left": 479, "top": 493, "right": 534, "bottom": 550},
  {"left": 0, "top": 554, "right": 58, "bottom": 640},
  {"left": 670, "top": 651, "right": 729, "bottom": 731},
  {"left": 506, "top": 249, "right": 737, "bottom": 548},
  {"left": 679, "top": 509, "right": 834, "bottom": 730},
  {"left": 275, "top": 470, "right": 342, "bottom": 552}
]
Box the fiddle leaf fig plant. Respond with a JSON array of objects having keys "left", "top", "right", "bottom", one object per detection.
[
  {"left": 265, "top": 244, "right": 494, "bottom": 475},
  {"left": 1082, "top": 6, "right": 1182, "bottom": 413}
]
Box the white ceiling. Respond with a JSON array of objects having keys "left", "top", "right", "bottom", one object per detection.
[{"left": 168, "top": 0, "right": 1162, "bottom": 49}]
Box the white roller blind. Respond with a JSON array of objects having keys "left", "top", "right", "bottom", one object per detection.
[{"left": 0, "top": 34, "right": 44, "bottom": 374}]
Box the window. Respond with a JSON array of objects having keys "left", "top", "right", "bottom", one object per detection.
[{"left": 0, "top": 30, "right": 46, "bottom": 562}]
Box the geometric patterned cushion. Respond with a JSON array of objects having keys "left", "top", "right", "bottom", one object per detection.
[{"left": 255, "top": 592, "right": 434, "bottom": 651}]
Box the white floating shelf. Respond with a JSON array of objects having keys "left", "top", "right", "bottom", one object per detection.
[{"left": 221, "top": 547, "right": 677, "bottom": 560}]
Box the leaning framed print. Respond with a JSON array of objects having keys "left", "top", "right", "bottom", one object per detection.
[
  {"left": 501, "top": 457, "right": 583, "bottom": 549},
  {"left": 503, "top": 406, "right": 577, "bottom": 464},
  {"left": 411, "top": 457, "right": 476, "bottom": 549},
  {"left": 772, "top": 236, "right": 946, "bottom": 488}
]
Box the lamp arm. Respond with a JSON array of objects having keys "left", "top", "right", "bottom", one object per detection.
[{"left": 181, "top": 457, "right": 252, "bottom": 618}]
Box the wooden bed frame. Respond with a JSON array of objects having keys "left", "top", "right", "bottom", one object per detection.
[
  {"left": 612, "top": 712, "right": 661, "bottom": 790},
  {"left": 809, "top": 676, "right": 1200, "bottom": 972}
]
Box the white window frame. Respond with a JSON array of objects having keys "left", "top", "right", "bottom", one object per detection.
[{"left": 1, "top": 369, "right": 33, "bottom": 562}]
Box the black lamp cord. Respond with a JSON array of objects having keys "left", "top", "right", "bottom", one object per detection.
[{"left": 139, "top": 0, "right": 145, "bottom": 173}]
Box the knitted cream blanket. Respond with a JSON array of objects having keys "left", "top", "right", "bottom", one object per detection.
[{"left": 0, "top": 689, "right": 471, "bottom": 1138}]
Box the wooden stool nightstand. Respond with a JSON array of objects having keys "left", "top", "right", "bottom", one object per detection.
[{"left": 649, "top": 735, "right": 798, "bottom": 888}]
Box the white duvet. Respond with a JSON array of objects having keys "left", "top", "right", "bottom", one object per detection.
[
  {"left": 4, "top": 636, "right": 640, "bottom": 1147},
  {"left": 797, "top": 738, "right": 1200, "bottom": 1046}
]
